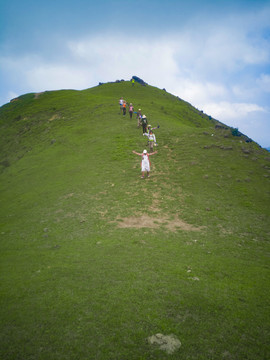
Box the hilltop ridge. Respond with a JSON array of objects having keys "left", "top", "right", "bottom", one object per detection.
[{"left": 0, "top": 79, "right": 262, "bottom": 175}]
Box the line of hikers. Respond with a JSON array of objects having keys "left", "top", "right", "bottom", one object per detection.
[
  {"left": 119, "top": 97, "right": 135, "bottom": 119},
  {"left": 119, "top": 96, "right": 159, "bottom": 178}
]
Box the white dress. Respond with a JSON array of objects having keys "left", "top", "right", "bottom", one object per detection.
[{"left": 141, "top": 154, "right": 150, "bottom": 172}]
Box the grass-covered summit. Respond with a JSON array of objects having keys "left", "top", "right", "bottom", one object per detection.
[{"left": 0, "top": 80, "right": 269, "bottom": 359}]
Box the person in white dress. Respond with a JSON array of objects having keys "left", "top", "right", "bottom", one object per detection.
[{"left": 132, "top": 149, "right": 158, "bottom": 178}]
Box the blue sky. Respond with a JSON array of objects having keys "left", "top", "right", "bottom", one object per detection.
[{"left": 1, "top": 0, "right": 270, "bottom": 147}]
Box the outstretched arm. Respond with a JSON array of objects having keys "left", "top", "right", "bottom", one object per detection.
[
  {"left": 132, "top": 150, "right": 141, "bottom": 156},
  {"left": 149, "top": 151, "right": 158, "bottom": 156}
]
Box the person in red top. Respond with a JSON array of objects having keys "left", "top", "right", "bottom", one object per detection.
[
  {"left": 132, "top": 149, "right": 158, "bottom": 178},
  {"left": 122, "top": 101, "right": 127, "bottom": 116}
]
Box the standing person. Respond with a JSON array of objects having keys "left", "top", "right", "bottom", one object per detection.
[
  {"left": 136, "top": 108, "right": 142, "bottom": 127},
  {"left": 141, "top": 115, "right": 148, "bottom": 133},
  {"left": 131, "top": 78, "right": 135, "bottom": 86},
  {"left": 129, "top": 103, "right": 134, "bottom": 119},
  {"left": 119, "top": 97, "right": 124, "bottom": 113},
  {"left": 143, "top": 130, "right": 157, "bottom": 152},
  {"left": 122, "top": 101, "right": 127, "bottom": 116},
  {"left": 132, "top": 149, "right": 158, "bottom": 178}
]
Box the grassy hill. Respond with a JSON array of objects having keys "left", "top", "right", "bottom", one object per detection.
[{"left": 0, "top": 80, "right": 269, "bottom": 359}]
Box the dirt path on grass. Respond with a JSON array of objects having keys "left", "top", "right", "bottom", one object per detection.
[
  {"left": 111, "top": 182, "right": 202, "bottom": 232},
  {"left": 114, "top": 214, "right": 202, "bottom": 232}
]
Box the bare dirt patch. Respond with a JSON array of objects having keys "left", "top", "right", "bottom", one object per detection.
[
  {"left": 115, "top": 214, "right": 202, "bottom": 232},
  {"left": 147, "top": 333, "right": 181, "bottom": 354},
  {"left": 49, "top": 114, "right": 61, "bottom": 121},
  {"left": 62, "top": 193, "right": 74, "bottom": 199}
]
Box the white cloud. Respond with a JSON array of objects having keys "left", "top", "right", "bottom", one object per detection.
[
  {"left": 256, "top": 74, "right": 270, "bottom": 92},
  {"left": 25, "top": 65, "right": 92, "bottom": 90},
  {"left": 168, "top": 80, "right": 228, "bottom": 107},
  {"left": 6, "top": 91, "right": 19, "bottom": 102},
  {"left": 203, "top": 101, "right": 267, "bottom": 121},
  {"left": 67, "top": 36, "right": 179, "bottom": 84},
  {"left": 1, "top": 15, "right": 269, "bottom": 100}
]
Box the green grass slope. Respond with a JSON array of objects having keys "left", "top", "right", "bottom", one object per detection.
[{"left": 0, "top": 81, "right": 269, "bottom": 359}]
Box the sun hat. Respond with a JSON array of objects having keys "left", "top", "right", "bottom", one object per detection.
[{"left": 143, "top": 149, "right": 147, "bottom": 154}]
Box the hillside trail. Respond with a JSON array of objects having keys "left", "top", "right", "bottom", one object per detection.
[{"left": 114, "top": 91, "right": 203, "bottom": 232}]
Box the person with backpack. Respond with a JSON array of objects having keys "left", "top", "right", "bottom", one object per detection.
[
  {"left": 132, "top": 149, "right": 158, "bottom": 178},
  {"left": 136, "top": 108, "right": 142, "bottom": 127},
  {"left": 129, "top": 103, "right": 134, "bottom": 119},
  {"left": 147, "top": 124, "right": 160, "bottom": 133},
  {"left": 143, "top": 130, "right": 157, "bottom": 152},
  {"left": 141, "top": 115, "right": 148, "bottom": 133}
]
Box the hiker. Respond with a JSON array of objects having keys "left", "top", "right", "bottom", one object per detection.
[
  {"left": 136, "top": 108, "right": 142, "bottom": 127},
  {"left": 122, "top": 101, "right": 127, "bottom": 116},
  {"left": 129, "top": 103, "right": 134, "bottom": 119},
  {"left": 131, "top": 78, "right": 135, "bottom": 86},
  {"left": 141, "top": 115, "right": 148, "bottom": 133},
  {"left": 143, "top": 130, "right": 157, "bottom": 152},
  {"left": 119, "top": 97, "right": 124, "bottom": 113},
  {"left": 132, "top": 149, "right": 158, "bottom": 178},
  {"left": 147, "top": 124, "right": 159, "bottom": 133}
]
